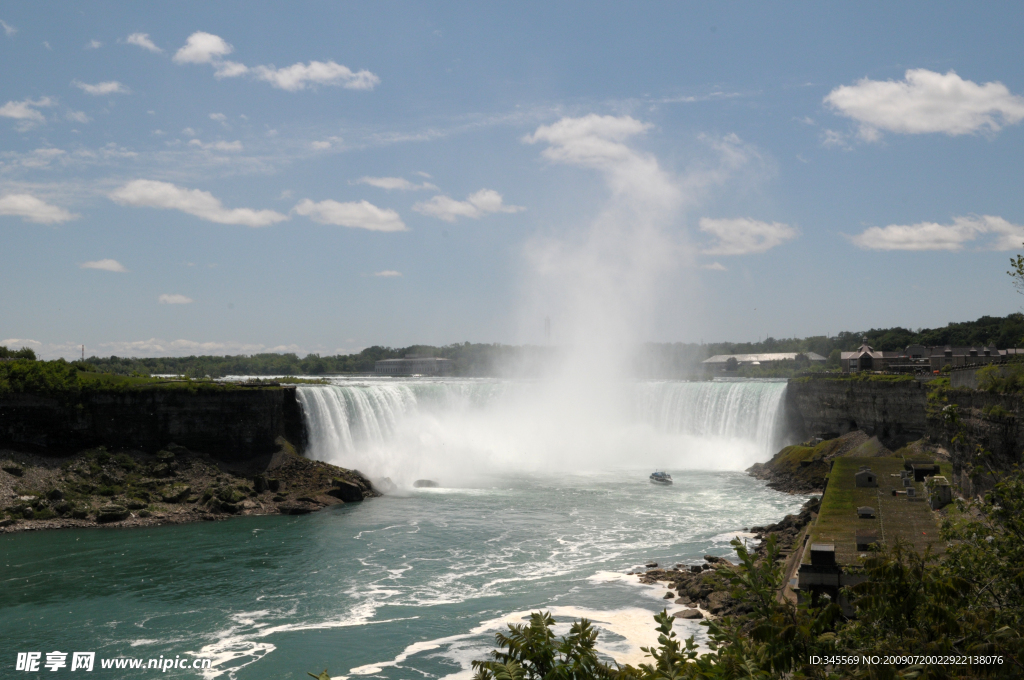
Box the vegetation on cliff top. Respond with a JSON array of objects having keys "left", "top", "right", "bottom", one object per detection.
[{"left": 8, "top": 313, "right": 1024, "bottom": 380}]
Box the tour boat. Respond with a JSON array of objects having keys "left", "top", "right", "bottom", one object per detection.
[{"left": 649, "top": 471, "right": 673, "bottom": 485}]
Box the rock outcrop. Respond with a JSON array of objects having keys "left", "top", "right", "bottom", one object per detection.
[
  {"left": 785, "top": 377, "right": 928, "bottom": 443},
  {"left": 0, "top": 438, "right": 378, "bottom": 533}
]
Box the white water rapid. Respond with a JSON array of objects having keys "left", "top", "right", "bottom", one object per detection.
[{"left": 296, "top": 378, "right": 788, "bottom": 488}]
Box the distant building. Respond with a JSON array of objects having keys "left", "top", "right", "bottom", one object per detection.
[
  {"left": 702, "top": 352, "right": 827, "bottom": 374},
  {"left": 842, "top": 337, "right": 1021, "bottom": 373},
  {"left": 374, "top": 356, "right": 453, "bottom": 376}
]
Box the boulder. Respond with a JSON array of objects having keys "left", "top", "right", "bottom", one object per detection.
[
  {"left": 706, "top": 591, "right": 732, "bottom": 614},
  {"left": 161, "top": 485, "right": 191, "bottom": 503},
  {"left": 46, "top": 488, "right": 64, "bottom": 501},
  {"left": 217, "top": 488, "right": 246, "bottom": 504},
  {"left": 126, "top": 499, "right": 148, "bottom": 510},
  {"left": 674, "top": 598, "right": 690, "bottom": 605},
  {"left": 267, "top": 478, "right": 281, "bottom": 492},
  {"left": 278, "top": 502, "right": 314, "bottom": 515},
  {"left": 704, "top": 555, "right": 732, "bottom": 565},
  {"left": 413, "top": 479, "right": 439, "bottom": 488},
  {"left": 663, "top": 592, "right": 674, "bottom": 599},
  {"left": 645, "top": 562, "right": 658, "bottom": 568},
  {"left": 155, "top": 450, "right": 175, "bottom": 461},
  {"left": 329, "top": 478, "right": 364, "bottom": 503},
  {"left": 253, "top": 475, "right": 268, "bottom": 493},
  {"left": 97, "top": 504, "right": 130, "bottom": 523},
  {"left": 673, "top": 609, "right": 703, "bottom": 620}
]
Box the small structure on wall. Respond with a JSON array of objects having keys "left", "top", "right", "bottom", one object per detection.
[{"left": 854, "top": 467, "right": 877, "bottom": 488}]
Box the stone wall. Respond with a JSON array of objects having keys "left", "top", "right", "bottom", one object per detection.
[
  {"left": 784, "top": 377, "right": 928, "bottom": 442},
  {"left": 0, "top": 386, "right": 306, "bottom": 460}
]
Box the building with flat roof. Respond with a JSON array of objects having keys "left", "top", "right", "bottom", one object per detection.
[{"left": 374, "top": 356, "right": 453, "bottom": 376}]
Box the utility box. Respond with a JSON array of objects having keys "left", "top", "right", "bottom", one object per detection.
[{"left": 810, "top": 543, "right": 836, "bottom": 566}]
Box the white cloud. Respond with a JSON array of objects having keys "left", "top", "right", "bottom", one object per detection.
[
  {"left": 182, "top": 127, "right": 196, "bottom": 137},
  {"left": 821, "top": 129, "right": 850, "bottom": 149},
  {"left": 415, "top": 171, "right": 432, "bottom": 178},
  {"left": 110, "top": 179, "right": 288, "bottom": 227},
  {"left": 187, "top": 138, "right": 243, "bottom": 152},
  {"left": 86, "top": 39, "right": 102, "bottom": 49},
  {"left": 0, "top": 193, "right": 78, "bottom": 224},
  {"left": 354, "top": 176, "right": 437, "bottom": 191},
  {"left": 0, "top": 97, "right": 54, "bottom": 128},
  {"left": 209, "top": 112, "right": 226, "bottom": 121},
  {"left": 213, "top": 61, "right": 248, "bottom": 78},
  {"left": 1, "top": 19, "right": 16, "bottom": 36},
  {"left": 702, "top": 262, "right": 727, "bottom": 271},
  {"left": 413, "top": 189, "right": 524, "bottom": 222},
  {"left": 293, "top": 198, "right": 406, "bottom": 232},
  {"left": 73, "top": 80, "right": 130, "bottom": 96},
  {"left": 849, "top": 215, "right": 1024, "bottom": 251},
  {"left": 310, "top": 140, "right": 332, "bottom": 150},
  {"left": 253, "top": 60, "right": 379, "bottom": 91},
  {"left": 66, "top": 110, "right": 90, "bottom": 123},
  {"left": 700, "top": 217, "right": 797, "bottom": 255},
  {"left": 173, "top": 31, "right": 234, "bottom": 64},
  {"left": 126, "top": 32, "right": 162, "bottom": 53},
  {"left": 373, "top": 270, "right": 402, "bottom": 277},
  {"left": 159, "top": 294, "right": 193, "bottom": 305},
  {"left": 81, "top": 259, "right": 128, "bottom": 272},
  {"left": 825, "top": 69, "right": 1024, "bottom": 139}
]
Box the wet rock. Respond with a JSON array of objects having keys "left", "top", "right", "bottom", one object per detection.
[
  {"left": 663, "top": 592, "right": 674, "bottom": 599},
  {"left": 97, "top": 504, "right": 129, "bottom": 523},
  {"left": 707, "top": 591, "right": 732, "bottom": 614},
  {"left": 673, "top": 609, "right": 703, "bottom": 620},
  {"left": 329, "top": 478, "right": 364, "bottom": 502},
  {"left": 161, "top": 485, "right": 191, "bottom": 503},
  {"left": 413, "top": 479, "right": 439, "bottom": 488},
  {"left": 704, "top": 555, "right": 731, "bottom": 565},
  {"left": 278, "top": 502, "right": 314, "bottom": 515},
  {"left": 689, "top": 565, "right": 702, "bottom": 573},
  {"left": 645, "top": 562, "right": 658, "bottom": 568}
]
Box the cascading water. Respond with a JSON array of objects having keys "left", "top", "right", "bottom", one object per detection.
[{"left": 297, "top": 378, "right": 788, "bottom": 485}]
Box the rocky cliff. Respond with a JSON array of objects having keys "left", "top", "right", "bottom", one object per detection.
[
  {"left": 0, "top": 386, "right": 307, "bottom": 460},
  {"left": 784, "top": 377, "right": 928, "bottom": 443}
]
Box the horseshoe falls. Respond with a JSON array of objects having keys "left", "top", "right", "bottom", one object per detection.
[{"left": 296, "top": 378, "right": 790, "bottom": 487}]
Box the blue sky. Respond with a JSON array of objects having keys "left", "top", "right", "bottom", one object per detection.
[{"left": 3, "top": 2, "right": 1024, "bottom": 359}]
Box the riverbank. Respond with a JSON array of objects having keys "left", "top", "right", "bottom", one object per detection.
[{"left": 0, "top": 438, "right": 377, "bottom": 533}]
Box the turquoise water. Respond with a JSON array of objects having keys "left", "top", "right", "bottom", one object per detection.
[{"left": 1, "top": 470, "right": 803, "bottom": 679}]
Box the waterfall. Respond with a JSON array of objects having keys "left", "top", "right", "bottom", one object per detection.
[
  {"left": 632, "top": 380, "right": 788, "bottom": 456},
  {"left": 296, "top": 379, "right": 789, "bottom": 482}
]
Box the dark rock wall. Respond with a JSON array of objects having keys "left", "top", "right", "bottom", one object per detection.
[
  {"left": 0, "top": 387, "right": 303, "bottom": 460},
  {"left": 784, "top": 379, "right": 928, "bottom": 442},
  {"left": 930, "top": 390, "right": 1024, "bottom": 496}
]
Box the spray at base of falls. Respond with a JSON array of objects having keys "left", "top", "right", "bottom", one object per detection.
[{"left": 296, "top": 379, "right": 788, "bottom": 488}]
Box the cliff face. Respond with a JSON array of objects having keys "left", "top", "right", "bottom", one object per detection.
[
  {"left": 929, "top": 389, "right": 1024, "bottom": 496},
  {"left": 784, "top": 378, "right": 928, "bottom": 442},
  {"left": 0, "top": 386, "right": 306, "bottom": 460}
]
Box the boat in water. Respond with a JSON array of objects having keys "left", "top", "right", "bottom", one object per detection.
[{"left": 649, "top": 471, "right": 673, "bottom": 485}]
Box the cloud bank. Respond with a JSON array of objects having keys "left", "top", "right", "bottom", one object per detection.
[
  {"left": 172, "top": 31, "right": 379, "bottom": 91},
  {"left": 293, "top": 198, "right": 406, "bottom": 232},
  {"left": 73, "top": 80, "right": 130, "bottom": 95},
  {"left": 0, "top": 193, "right": 78, "bottom": 223},
  {"left": 110, "top": 180, "right": 288, "bottom": 227},
  {"left": 81, "top": 259, "right": 128, "bottom": 272},
  {"left": 850, "top": 214, "right": 1024, "bottom": 251},
  {"left": 825, "top": 69, "right": 1024, "bottom": 139},
  {"left": 700, "top": 217, "right": 797, "bottom": 255},
  {"left": 413, "top": 189, "right": 523, "bottom": 222}
]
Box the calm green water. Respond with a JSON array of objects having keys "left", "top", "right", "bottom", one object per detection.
[{"left": 1, "top": 470, "right": 803, "bottom": 679}]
